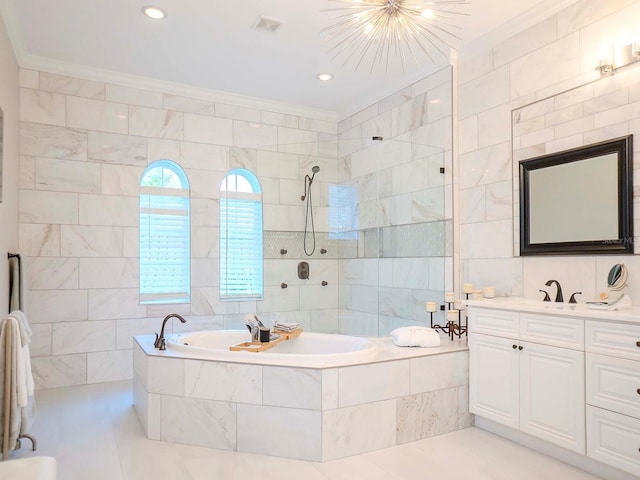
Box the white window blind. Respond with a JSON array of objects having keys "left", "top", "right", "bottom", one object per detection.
[
  {"left": 220, "top": 170, "right": 263, "bottom": 300},
  {"left": 139, "top": 161, "right": 191, "bottom": 304}
]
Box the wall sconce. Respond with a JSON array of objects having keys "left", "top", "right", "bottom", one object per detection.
[
  {"left": 596, "top": 44, "right": 614, "bottom": 74},
  {"left": 596, "top": 35, "right": 640, "bottom": 76}
]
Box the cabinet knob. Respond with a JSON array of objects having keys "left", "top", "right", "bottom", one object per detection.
[
  {"left": 636, "top": 341, "right": 640, "bottom": 347},
  {"left": 513, "top": 345, "right": 517, "bottom": 349},
  {"left": 518, "top": 346, "right": 523, "bottom": 351},
  {"left": 637, "top": 388, "right": 640, "bottom": 395}
]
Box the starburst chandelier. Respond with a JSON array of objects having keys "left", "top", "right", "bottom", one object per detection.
[{"left": 323, "top": 0, "right": 469, "bottom": 72}]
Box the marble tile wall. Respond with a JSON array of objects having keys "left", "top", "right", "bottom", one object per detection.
[
  {"left": 336, "top": 67, "right": 454, "bottom": 335},
  {"left": 133, "top": 343, "right": 469, "bottom": 461},
  {"left": 458, "top": 0, "right": 640, "bottom": 299},
  {"left": 18, "top": 69, "right": 340, "bottom": 388}
]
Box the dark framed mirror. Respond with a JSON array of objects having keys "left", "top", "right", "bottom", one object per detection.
[{"left": 519, "top": 135, "right": 633, "bottom": 255}]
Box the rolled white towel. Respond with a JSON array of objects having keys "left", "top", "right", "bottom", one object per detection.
[{"left": 390, "top": 326, "right": 440, "bottom": 347}]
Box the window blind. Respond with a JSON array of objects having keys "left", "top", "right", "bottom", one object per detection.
[
  {"left": 220, "top": 197, "right": 263, "bottom": 299},
  {"left": 139, "top": 164, "right": 191, "bottom": 304}
]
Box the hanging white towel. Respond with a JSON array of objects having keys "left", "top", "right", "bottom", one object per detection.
[
  {"left": 0, "top": 312, "right": 37, "bottom": 452},
  {"left": 8, "top": 311, "right": 35, "bottom": 405}
]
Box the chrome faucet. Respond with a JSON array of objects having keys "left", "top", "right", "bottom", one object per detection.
[
  {"left": 544, "top": 280, "right": 564, "bottom": 303},
  {"left": 154, "top": 313, "right": 187, "bottom": 350}
]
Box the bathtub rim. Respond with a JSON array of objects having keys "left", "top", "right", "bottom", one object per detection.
[{"left": 134, "top": 330, "right": 468, "bottom": 369}]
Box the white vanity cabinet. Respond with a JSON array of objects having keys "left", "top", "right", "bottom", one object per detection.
[
  {"left": 469, "top": 308, "right": 586, "bottom": 454},
  {"left": 585, "top": 320, "right": 640, "bottom": 477}
]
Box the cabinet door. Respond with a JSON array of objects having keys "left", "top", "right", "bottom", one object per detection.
[
  {"left": 520, "top": 341, "right": 585, "bottom": 454},
  {"left": 469, "top": 333, "right": 519, "bottom": 429}
]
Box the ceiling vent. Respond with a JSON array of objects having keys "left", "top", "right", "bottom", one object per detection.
[{"left": 254, "top": 16, "right": 283, "bottom": 33}]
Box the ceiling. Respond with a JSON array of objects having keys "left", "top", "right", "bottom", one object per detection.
[{"left": 1, "top": 0, "right": 580, "bottom": 119}]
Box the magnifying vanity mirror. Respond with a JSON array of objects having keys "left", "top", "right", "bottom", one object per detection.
[
  {"left": 519, "top": 135, "right": 633, "bottom": 255},
  {"left": 607, "top": 263, "right": 628, "bottom": 291}
]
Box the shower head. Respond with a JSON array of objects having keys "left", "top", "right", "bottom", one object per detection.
[{"left": 301, "top": 166, "right": 320, "bottom": 201}]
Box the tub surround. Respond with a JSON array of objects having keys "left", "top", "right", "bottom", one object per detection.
[{"left": 133, "top": 333, "right": 469, "bottom": 461}]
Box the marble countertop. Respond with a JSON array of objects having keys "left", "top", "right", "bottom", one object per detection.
[
  {"left": 465, "top": 297, "right": 640, "bottom": 324},
  {"left": 135, "top": 332, "right": 468, "bottom": 369}
]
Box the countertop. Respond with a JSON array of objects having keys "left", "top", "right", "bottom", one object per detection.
[{"left": 465, "top": 297, "right": 640, "bottom": 325}]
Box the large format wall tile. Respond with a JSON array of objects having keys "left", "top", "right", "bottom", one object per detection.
[
  {"left": 129, "top": 106, "right": 183, "bottom": 139},
  {"left": 20, "top": 88, "right": 66, "bottom": 126},
  {"left": 322, "top": 399, "right": 396, "bottom": 461},
  {"left": 21, "top": 123, "right": 87, "bottom": 160},
  {"left": 185, "top": 360, "right": 262, "bottom": 404},
  {"left": 87, "top": 349, "right": 133, "bottom": 383},
  {"left": 161, "top": 396, "right": 237, "bottom": 450},
  {"left": 35, "top": 157, "right": 101, "bottom": 193},
  {"left": 20, "top": 190, "right": 78, "bottom": 224},
  {"left": 262, "top": 367, "right": 322, "bottom": 410},
  {"left": 67, "top": 96, "right": 128, "bottom": 134},
  {"left": 338, "top": 360, "right": 410, "bottom": 407},
  {"left": 52, "top": 320, "right": 116, "bottom": 355},
  {"left": 237, "top": 404, "right": 321, "bottom": 461},
  {"left": 88, "top": 131, "right": 147, "bottom": 166},
  {"left": 31, "top": 354, "right": 87, "bottom": 389}
]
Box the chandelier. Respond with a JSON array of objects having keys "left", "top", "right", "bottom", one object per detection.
[{"left": 323, "top": 0, "right": 469, "bottom": 72}]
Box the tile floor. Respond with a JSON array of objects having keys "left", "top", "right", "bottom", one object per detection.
[{"left": 8, "top": 380, "right": 601, "bottom": 480}]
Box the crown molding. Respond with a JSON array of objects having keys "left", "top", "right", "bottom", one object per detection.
[{"left": 18, "top": 53, "right": 339, "bottom": 122}]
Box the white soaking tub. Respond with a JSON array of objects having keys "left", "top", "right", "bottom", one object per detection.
[{"left": 166, "top": 329, "right": 377, "bottom": 366}]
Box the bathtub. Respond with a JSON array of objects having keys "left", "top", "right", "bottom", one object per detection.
[
  {"left": 167, "top": 329, "right": 377, "bottom": 366},
  {"left": 133, "top": 329, "right": 469, "bottom": 461}
]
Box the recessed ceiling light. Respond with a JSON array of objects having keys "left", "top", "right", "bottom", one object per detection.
[
  {"left": 317, "top": 73, "right": 333, "bottom": 81},
  {"left": 142, "top": 6, "right": 166, "bottom": 20}
]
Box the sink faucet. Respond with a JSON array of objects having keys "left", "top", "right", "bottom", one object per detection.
[
  {"left": 544, "top": 280, "right": 563, "bottom": 303},
  {"left": 154, "top": 313, "right": 187, "bottom": 350}
]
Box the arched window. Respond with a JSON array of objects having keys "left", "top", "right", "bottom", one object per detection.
[
  {"left": 220, "top": 169, "right": 263, "bottom": 300},
  {"left": 139, "top": 160, "right": 190, "bottom": 304}
]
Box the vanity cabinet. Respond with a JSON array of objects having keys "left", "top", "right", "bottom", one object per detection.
[
  {"left": 469, "top": 308, "right": 585, "bottom": 454},
  {"left": 585, "top": 320, "right": 640, "bottom": 477}
]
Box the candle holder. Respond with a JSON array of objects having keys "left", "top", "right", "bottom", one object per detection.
[{"left": 426, "top": 289, "right": 469, "bottom": 341}]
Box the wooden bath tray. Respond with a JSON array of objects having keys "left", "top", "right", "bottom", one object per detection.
[{"left": 229, "top": 328, "right": 303, "bottom": 353}]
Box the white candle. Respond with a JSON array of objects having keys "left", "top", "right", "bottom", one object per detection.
[
  {"left": 445, "top": 292, "right": 455, "bottom": 303},
  {"left": 454, "top": 300, "right": 463, "bottom": 310},
  {"left": 483, "top": 287, "right": 496, "bottom": 299},
  {"left": 447, "top": 309, "right": 458, "bottom": 322},
  {"left": 463, "top": 283, "right": 473, "bottom": 294},
  {"left": 426, "top": 302, "right": 437, "bottom": 313},
  {"left": 472, "top": 290, "right": 483, "bottom": 300}
]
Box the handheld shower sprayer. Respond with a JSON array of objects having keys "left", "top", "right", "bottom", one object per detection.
[
  {"left": 300, "top": 166, "right": 320, "bottom": 201},
  {"left": 301, "top": 166, "right": 320, "bottom": 256}
]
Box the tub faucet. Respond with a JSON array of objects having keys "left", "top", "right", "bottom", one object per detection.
[
  {"left": 544, "top": 280, "right": 564, "bottom": 303},
  {"left": 154, "top": 313, "right": 187, "bottom": 351}
]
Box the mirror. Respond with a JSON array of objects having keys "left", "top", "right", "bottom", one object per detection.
[
  {"left": 607, "top": 263, "right": 628, "bottom": 291},
  {"left": 0, "top": 106, "right": 3, "bottom": 202},
  {"left": 519, "top": 135, "right": 633, "bottom": 255}
]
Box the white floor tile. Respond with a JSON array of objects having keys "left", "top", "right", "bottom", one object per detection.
[{"left": 8, "top": 381, "right": 602, "bottom": 480}]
